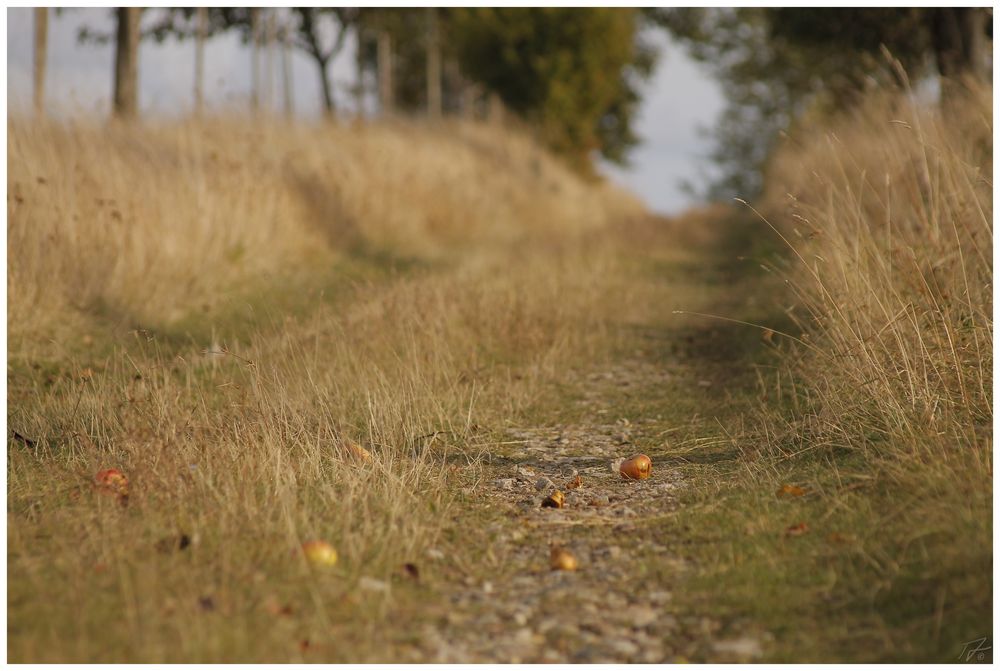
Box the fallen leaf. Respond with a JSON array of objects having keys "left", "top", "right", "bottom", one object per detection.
[
  {"left": 340, "top": 439, "right": 371, "bottom": 462},
  {"left": 785, "top": 522, "right": 809, "bottom": 537},
  {"left": 10, "top": 430, "right": 36, "bottom": 448},
  {"left": 777, "top": 484, "right": 806, "bottom": 498},
  {"left": 263, "top": 597, "right": 294, "bottom": 617},
  {"left": 401, "top": 562, "right": 420, "bottom": 582},
  {"left": 550, "top": 545, "right": 579, "bottom": 571},
  {"left": 541, "top": 490, "right": 565, "bottom": 509},
  {"left": 565, "top": 475, "right": 582, "bottom": 490},
  {"left": 156, "top": 533, "right": 192, "bottom": 554}
]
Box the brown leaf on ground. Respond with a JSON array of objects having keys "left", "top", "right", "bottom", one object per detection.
[
  {"left": 785, "top": 522, "right": 809, "bottom": 537},
  {"left": 263, "top": 597, "right": 294, "bottom": 617},
  {"left": 155, "top": 533, "right": 191, "bottom": 554},
  {"left": 565, "top": 475, "right": 582, "bottom": 490},
  {"left": 777, "top": 484, "right": 806, "bottom": 498},
  {"left": 341, "top": 439, "right": 372, "bottom": 462},
  {"left": 10, "top": 430, "right": 36, "bottom": 448}
]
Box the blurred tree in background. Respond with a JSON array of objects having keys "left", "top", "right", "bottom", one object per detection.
[
  {"left": 451, "top": 8, "right": 654, "bottom": 172},
  {"left": 649, "top": 7, "right": 992, "bottom": 199},
  {"left": 77, "top": 7, "right": 654, "bottom": 174}
]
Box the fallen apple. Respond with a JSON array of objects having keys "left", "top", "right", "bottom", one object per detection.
[
  {"left": 619, "top": 454, "right": 652, "bottom": 480},
  {"left": 541, "top": 490, "right": 565, "bottom": 509},
  {"left": 94, "top": 468, "right": 129, "bottom": 498},
  {"left": 302, "top": 540, "right": 338, "bottom": 566},
  {"left": 549, "top": 545, "right": 579, "bottom": 571}
]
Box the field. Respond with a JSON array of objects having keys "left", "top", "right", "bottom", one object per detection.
[{"left": 6, "top": 83, "right": 992, "bottom": 662}]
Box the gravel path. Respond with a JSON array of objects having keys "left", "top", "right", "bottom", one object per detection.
[
  {"left": 402, "top": 360, "right": 767, "bottom": 663},
  {"left": 392, "top": 220, "right": 773, "bottom": 663}
]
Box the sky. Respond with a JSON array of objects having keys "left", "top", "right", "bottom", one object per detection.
[{"left": 6, "top": 8, "right": 726, "bottom": 215}]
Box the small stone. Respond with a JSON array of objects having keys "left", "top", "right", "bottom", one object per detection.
[
  {"left": 535, "top": 477, "right": 555, "bottom": 491},
  {"left": 493, "top": 478, "right": 516, "bottom": 490},
  {"left": 483, "top": 581, "right": 494, "bottom": 594},
  {"left": 426, "top": 547, "right": 445, "bottom": 561},
  {"left": 711, "top": 637, "right": 763, "bottom": 660},
  {"left": 609, "top": 638, "right": 640, "bottom": 658},
  {"left": 358, "top": 577, "right": 390, "bottom": 593},
  {"left": 626, "top": 605, "right": 658, "bottom": 628},
  {"left": 648, "top": 590, "right": 672, "bottom": 604},
  {"left": 513, "top": 611, "right": 529, "bottom": 626}
]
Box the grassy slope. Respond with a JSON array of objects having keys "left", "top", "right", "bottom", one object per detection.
[{"left": 7, "top": 117, "right": 641, "bottom": 662}]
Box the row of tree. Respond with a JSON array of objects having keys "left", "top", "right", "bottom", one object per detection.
[
  {"left": 651, "top": 8, "right": 992, "bottom": 197},
  {"left": 31, "top": 8, "right": 991, "bottom": 187},
  {"left": 32, "top": 7, "right": 653, "bottom": 174}
]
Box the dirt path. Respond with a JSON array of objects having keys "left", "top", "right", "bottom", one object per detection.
[{"left": 396, "top": 215, "right": 779, "bottom": 663}]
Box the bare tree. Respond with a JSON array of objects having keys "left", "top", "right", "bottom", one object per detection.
[
  {"left": 113, "top": 7, "right": 141, "bottom": 119},
  {"left": 426, "top": 9, "right": 441, "bottom": 120},
  {"left": 33, "top": 7, "right": 48, "bottom": 117},
  {"left": 280, "top": 12, "right": 294, "bottom": 119},
  {"left": 249, "top": 8, "right": 260, "bottom": 112},
  {"left": 194, "top": 6, "right": 206, "bottom": 116},
  {"left": 264, "top": 9, "right": 276, "bottom": 112},
  {"left": 377, "top": 29, "right": 393, "bottom": 116},
  {"left": 294, "top": 8, "right": 355, "bottom": 117}
]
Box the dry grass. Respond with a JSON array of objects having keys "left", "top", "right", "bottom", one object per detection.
[
  {"left": 722, "top": 80, "right": 993, "bottom": 657},
  {"left": 7, "top": 115, "right": 642, "bottom": 662},
  {"left": 762, "top": 80, "right": 991, "bottom": 460},
  {"left": 8, "top": 116, "right": 638, "bottom": 344}
]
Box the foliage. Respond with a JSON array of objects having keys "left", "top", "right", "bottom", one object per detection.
[
  {"left": 650, "top": 8, "right": 990, "bottom": 199},
  {"left": 450, "top": 8, "right": 654, "bottom": 171}
]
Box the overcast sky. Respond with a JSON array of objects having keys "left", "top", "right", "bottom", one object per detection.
[{"left": 6, "top": 8, "right": 725, "bottom": 214}]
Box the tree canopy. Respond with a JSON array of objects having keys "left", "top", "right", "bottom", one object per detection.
[
  {"left": 650, "top": 8, "right": 991, "bottom": 199},
  {"left": 451, "top": 8, "right": 654, "bottom": 172}
]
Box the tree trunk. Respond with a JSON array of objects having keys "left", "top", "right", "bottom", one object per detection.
[
  {"left": 488, "top": 91, "right": 503, "bottom": 126},
  {"left": 377, "top": 30, "right": 393, "bottom": 117},
  {"left": 33, "top": 7, "right": 47, "bottom": 117},
  {"left": 317, "top": 57, "right": 335, "bottom": 117},
  {"left": 249, "top": 8, "right": 260, "bottom": 113},
  {"left": 931, "top": 8, "right": 989, "bottom": 84},
  {"left": 113, "top": 7, "right": 141, "bottom": 119},
  {"left": 354, "top": 24, "right": 365, "bottom": 117},
  {"left": 264, "top": 9, "right": 276, "bottom": 112},
  {"left": 194, "top": 6, "right": 206, "bottom": 116},
  {"left": 426, "top": 10, "right": 442, "bottom": 120},
  {"left": 281, "top": 17, "right": 294, "bottom": 120}
]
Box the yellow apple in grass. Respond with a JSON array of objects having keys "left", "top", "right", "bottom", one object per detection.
[{"left": 302, "top": 540, "right": 338, "bottom": 566}]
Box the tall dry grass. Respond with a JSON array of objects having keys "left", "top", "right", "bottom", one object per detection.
[
  {"left": 748, "top": 79, "right": 992, "bottom": 650},
  {"left": 7, "top": 115, "right": 641, "bottom": 661},
  {"left": 8, "top": 116, "right": 638, "bottom": 341},
  {"left": 761, "top": 80, "right": 991, "bottom": 467}
]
